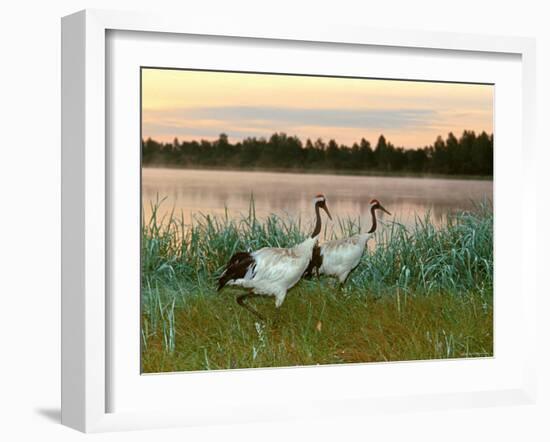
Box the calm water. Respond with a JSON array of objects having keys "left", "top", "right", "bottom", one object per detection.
[{"left": 142, "top": 168, "right": 492, "bottom": 233}]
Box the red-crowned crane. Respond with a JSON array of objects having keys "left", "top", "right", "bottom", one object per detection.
[
  {"left": 218, "top": 195, "right": 332, "bottom": 320},
  {"left": 303, "top": 199, "right": 390, "bottom": 287}
]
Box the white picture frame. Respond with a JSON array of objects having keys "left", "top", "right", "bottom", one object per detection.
[{"left": 61, "top": 9, "right": 537, "bottom": 433}]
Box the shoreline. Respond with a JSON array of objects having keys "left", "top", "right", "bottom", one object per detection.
[{"left": 141, "top": 164, "right": 493, "bottom": 181}]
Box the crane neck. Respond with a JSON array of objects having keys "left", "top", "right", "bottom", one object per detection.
[
  {"left": 367, "top": 205, "right": 377, "bottom": 234},
  {"left": 311, "top": 202, "right": 322, "bottom": 238}
]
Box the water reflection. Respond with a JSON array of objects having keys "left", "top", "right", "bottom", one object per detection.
[{"left": 142, "top": 168, "right": 493, "bottom": 233}]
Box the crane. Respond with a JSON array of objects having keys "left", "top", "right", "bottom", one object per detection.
[
  {"left": 218, "top": 194, "right": 332, "bottom": 320},
  {"left": 303, "top": 199, "right": 390, "bottom": 287}
]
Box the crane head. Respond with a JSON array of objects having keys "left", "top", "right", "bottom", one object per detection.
[
  {"left": 314, "top": 194, "right": 332, "bottom": 220},
  {"left": 370, "top": 199, "right": 391, "bottom": 215}
]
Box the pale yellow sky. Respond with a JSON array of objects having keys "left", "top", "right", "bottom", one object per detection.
[{"left": 142, "top": 68, "right": 493, "bottom": 148}]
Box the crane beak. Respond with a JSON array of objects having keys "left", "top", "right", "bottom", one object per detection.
[
  {"left": 322, "top": 204, "right": 333, "bottom": 221},
  {"left": 379, "top": 205, "right": 391, "bottom": 216}
]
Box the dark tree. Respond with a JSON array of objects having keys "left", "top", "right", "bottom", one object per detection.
[{"left": 141, "top": 130, "right": 493, "bottom": 177}]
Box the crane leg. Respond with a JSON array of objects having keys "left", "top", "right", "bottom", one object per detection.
[
  {"left": 236, "top": 291, "right": 266, "bottom": 321},
  {"left": 337, "top": 271, "right": 351, "bottom": 292}
]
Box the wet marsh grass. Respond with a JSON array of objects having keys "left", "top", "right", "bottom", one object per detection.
[{"left": 141, "top": 198, "right": 493, "bottom": 372}]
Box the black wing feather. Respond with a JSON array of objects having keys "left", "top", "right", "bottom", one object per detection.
[
  {"left": 302, "top": 244, "right": 322, "bottom": 279},
  {"left": 218, "top": 251, "right": 256, "bottom": 291}
]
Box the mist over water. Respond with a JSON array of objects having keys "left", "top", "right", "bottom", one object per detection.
[{"left": 142, "top": 168, "right": 492, "bottom": 234}]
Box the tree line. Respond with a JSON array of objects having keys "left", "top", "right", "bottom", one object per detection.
[{"left": 142, "top": 130, "right": 493, "bottom": 176}]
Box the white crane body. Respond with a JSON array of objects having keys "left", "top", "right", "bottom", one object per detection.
[
  {"left": 224, "top": 237, "right": 317, "bottom": 307},
  {"left": 318, "top": 233, "right": 371, "bottom": 283}
]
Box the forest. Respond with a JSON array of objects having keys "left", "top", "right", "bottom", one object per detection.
[{"left": 142, "top": 130, "right": 493, "bottom": 176}]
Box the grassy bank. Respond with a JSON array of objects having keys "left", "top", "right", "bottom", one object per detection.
[{"left": 141, "top": 199, "right": 493, "bottom": 372}]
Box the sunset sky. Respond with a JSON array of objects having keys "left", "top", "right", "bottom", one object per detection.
[{"left": 141, "top": 68, "right": 494, "bottom": 149}]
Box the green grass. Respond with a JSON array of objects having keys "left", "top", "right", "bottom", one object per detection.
[{"left": 141, "top": 197, "right": 493, "bottom": 372}]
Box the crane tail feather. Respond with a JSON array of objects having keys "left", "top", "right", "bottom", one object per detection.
[{"left": 218, "top": 251, "right": 255, "bottom": 291}]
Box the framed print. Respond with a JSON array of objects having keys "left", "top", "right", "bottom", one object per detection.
[
  {"left": 139, "top": 68, "right": 495, "bottom": 374},
  {"left": 61, "top": 9, "right": 537, "bottom": 432}
]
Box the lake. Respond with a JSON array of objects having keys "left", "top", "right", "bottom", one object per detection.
[{"left": 142, "top": 168, "right": 492, "bottom": 233}]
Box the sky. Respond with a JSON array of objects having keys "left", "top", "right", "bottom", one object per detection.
[{"left": 141, "top": 68, "right": 494, "bottom": 149}]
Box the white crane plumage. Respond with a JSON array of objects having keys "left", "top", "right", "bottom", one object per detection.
[
  {"left": 218, "top": 195, "right": 332, "bottom": 320},
  {"left": 303, "top": 199, "right": 390, "bottom": 286}
]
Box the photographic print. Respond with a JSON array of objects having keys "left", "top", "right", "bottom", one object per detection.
[{"left": 140, "top": 68, "right": 493, "bottom": 373}]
